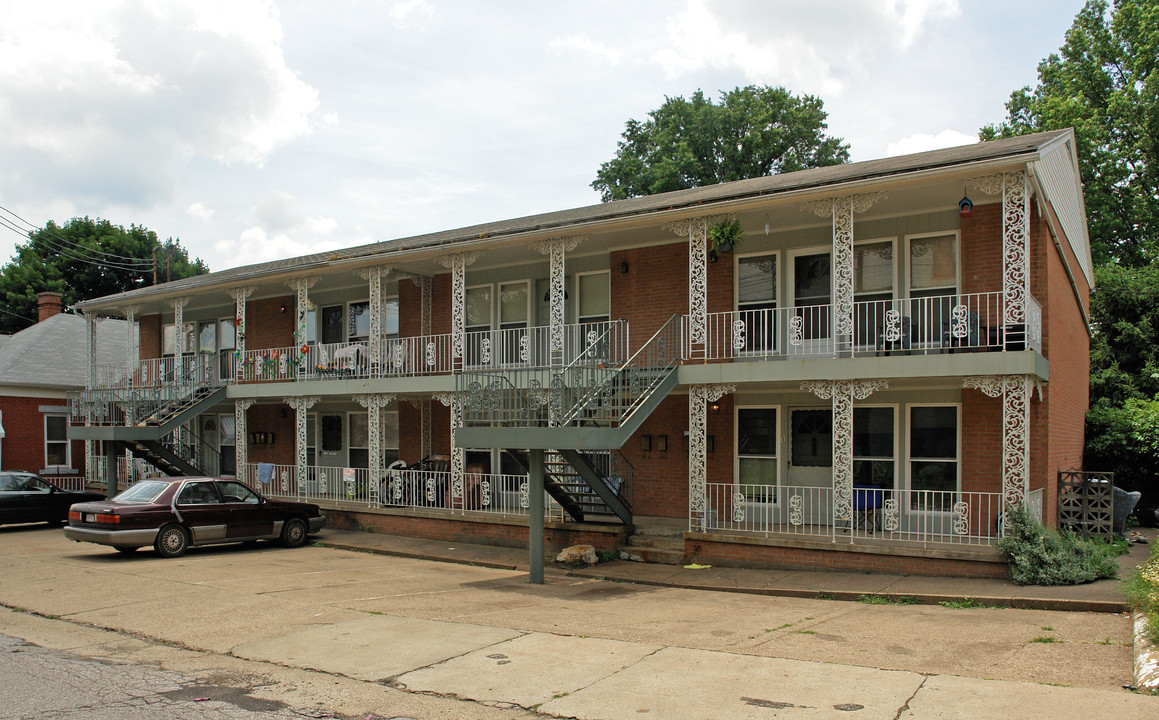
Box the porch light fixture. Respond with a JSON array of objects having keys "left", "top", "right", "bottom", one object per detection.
[
  {"left": 958, "top": 186, "right": 973, "bottom": 217},
  {"left": 640, "top": 434, "right": 652, "bottom": 452},
  {"left": 710, "top": 402, "right": 721, "bottom": 414}
]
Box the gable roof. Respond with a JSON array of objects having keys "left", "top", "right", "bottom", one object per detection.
[
  {"left": 0, "top": 314, "right": 132, "bottom": 391},
  {"left": 76, "top": 128, "right": 1081, "bottom": 310}
]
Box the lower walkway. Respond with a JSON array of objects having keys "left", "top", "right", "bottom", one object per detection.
[{"left": 319, "top": 526, "right": 1157, "bottom": 613}]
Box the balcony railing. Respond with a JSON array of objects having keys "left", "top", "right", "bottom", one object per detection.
[
  {"left": 704, "top": 483, "right": 1004, "bottom": 546},
  {"left": 693, "top": 291, "right": 1042, "bottom": 361},
  {"left": 463, "top": 321, "right": 628, "bottom": 371},
  {"left": 243, "top": 463, "right": 564, "bottom": 520}
]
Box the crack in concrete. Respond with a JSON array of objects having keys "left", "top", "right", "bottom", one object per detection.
[{"left": 892, "top": 674, "right": 928, "bottom": 719}]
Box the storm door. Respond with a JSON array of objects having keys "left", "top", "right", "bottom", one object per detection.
[{"left": 788, "top": 251, "right": 832, "bottom": 356}]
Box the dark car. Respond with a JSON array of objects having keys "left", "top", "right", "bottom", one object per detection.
[
  {"left": 63, "top": 477, "right": 324, "bottom": 557},
  {"left": 0, "top": 472, "right": 104, "bottom": 527}
]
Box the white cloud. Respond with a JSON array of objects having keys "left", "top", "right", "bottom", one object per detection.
[
  {"left": 390, "top": 0, "right": 434, "bottom": 29},
  {"left": 886, "top": 129, "right": 978, "bottom": 156},
  {"left": 185, "top": 202, "right": 214, "bottom": 221},
  {"left": 0, "top": 1, "right": 319, "bottom": 209},
  {"left": 549, "top": 35, "right": 621, "bottom": 65},
  {"left": 215, "top": 226, "right": 345, "bottom": 268},
  {"left": 888, "top": 0, "right": 961, "bottom": 48}
]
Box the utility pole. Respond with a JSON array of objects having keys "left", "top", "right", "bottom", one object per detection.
[
  {"left": 166, "top": 252, "right": 171, "bottom": 283},
  {"left": 152, "top": 248, "right": 157, "bottom": 285}
]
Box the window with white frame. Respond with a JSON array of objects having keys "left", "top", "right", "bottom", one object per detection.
[
  {"left": 737, "top": 253, "right": 777, "bottom": 354},
  {"left": 219, "top": 414, "right": 236, "bottom": 476},
  {"left": 854, "top": 240, "right": 894, "bottom": 348},
  {"left": 44, "top": 414, "right": 70, "bottom": 469},
  {"left": 737, "top": 407, "right": 777, "bottom": 502},
  {"left": 577, "top": 272, "right": 610, "bottom": 323},
  {"left": 465, "top": 285, "right": 492, "bottom": 366},
  {"left": 161, "top": 323, "right": 194, "bottom": 356},
  {"left": 853, "top": 406, "right": 894, "bottom": 490},
  {"left": 383, "top": 297, "right": 399, "bottom": 339},
  {"left": 908, "top": 233, "right": 958, "bottom": 346},
  {"left": 908, "top": 405, "right": 959, "bottom": 510},
  {"left": 349, "top": 412, "right": 369, "bottom": 468},
  {"left": 499, "top": 281, "right": 529, "bottom": 365},
  {"left": 348, "top": 300, "right": 370, "bottom": 342}
]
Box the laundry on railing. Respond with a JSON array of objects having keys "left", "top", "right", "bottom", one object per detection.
[{"left": 257, "top": 462, "right": 274, "bottom": 484}]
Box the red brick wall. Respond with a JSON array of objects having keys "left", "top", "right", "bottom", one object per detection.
[
  {"left": 0, "top": 396, "right": 84, "bottom": 474},
  {"left": 245, "top": 403, "right": 295, "bottom": 466},
  {"left": 611, "top": 242, "right": 687, "bottom": 354},
  {"left": 399, "top": 279, "right": 420, "bottom": 338},
  {"left": 960, "top": 202, "right": 1002, "bottom": 295},
  {"left": 139, "top": 314, "right": 161, "bottom": 361},
  {"left": 245, "top": 296, "right": 295, "bottom": 351}
]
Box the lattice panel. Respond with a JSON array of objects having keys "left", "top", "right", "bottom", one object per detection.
[{"left": 1057, "top": 470, "right": 1113, "bottom": 539}]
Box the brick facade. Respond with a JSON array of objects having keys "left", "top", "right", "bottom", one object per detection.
[{"left": 0, "top": 395, "right": 83, "bottom": 474}]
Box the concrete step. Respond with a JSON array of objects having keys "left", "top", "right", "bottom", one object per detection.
[
  {"left": 630, "top": 515, "right": 688, "bottom": 538},
  {"left": 619, "top": 545, "right": 686, "bottom": 565},
  {"left": 624, "top": 535, "right": 684, "bottom": 551}
]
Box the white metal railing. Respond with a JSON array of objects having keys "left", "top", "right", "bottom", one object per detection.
[
  {"left": 233, "top": 334, "right": 454, "bottom": 383},
  {"left": 1027, "top": 487, "right": 1044, "bottom": 523},
  {"left": 246, "top": 463, "right": 563, "bottom": 520},
  {"left": 694, "top": 291, "right": 1048, "bottom": 361},
  {"left": 704, "top": 483, "right": 1004, "bottom": 546},
  {"left": 463, "top": 321, "right": 628, "bottom": 371},
  {"left": 92, "top": 355, "right": 231, "bottom": 390}
]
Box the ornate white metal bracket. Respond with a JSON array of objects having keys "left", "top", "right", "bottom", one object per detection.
[
  {"left": 532, "top": 235, "right": 585, "bottom": 359},
  {"left": 664, "top": 215, "right": 730, "bottom": 352},
  {"left": 963, "top": 375, "right": 1033, "bottom": 514},
  {"left": 438, "top": 251, "right": 481, "bottom": 360},
  {"left": 967, "top": 171, "right": 1030, "bottom": 331},
  {"left": 433, "top": 392, "right": 464, "bottom": 507},
  {"left": 688, "top": 383, "right": 736, "bottom": 532},
  {"left": 227, "top": 287, "right": 255, "bottom": 378},
  {"left": 285, "top": 396, "right": 320, "bottom": 491},
  {"left": 234, "top": 399, "right": 255, "bottom": 482},
  {"left": 355, "top": 393, "right": 396, "bottom": 507}
]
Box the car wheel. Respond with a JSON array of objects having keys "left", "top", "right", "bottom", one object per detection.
[
  {"left": 114, "top": 546, "right": 138, "bottom": 554},
  {"left": 280, "top": 517, "right": 308, "bottom": 548},
  {"left": 154, "top": 524, "right": 190, "bottom": 558}
]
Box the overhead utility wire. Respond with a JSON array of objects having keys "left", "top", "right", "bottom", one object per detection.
[
  {"left": 0, "top": 218, "right": 152, "bottom": 273},
  {"left": 0, "top": 203, "right": 159, "bottom": 265}
]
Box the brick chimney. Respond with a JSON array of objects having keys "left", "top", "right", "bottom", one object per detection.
[{"left": 37, "top": 291, "right": 63, "bottom": 322}]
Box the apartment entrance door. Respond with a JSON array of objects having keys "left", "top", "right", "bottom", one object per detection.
[{"left": 788, "top": 250, "right": 832, "bottom": 356}]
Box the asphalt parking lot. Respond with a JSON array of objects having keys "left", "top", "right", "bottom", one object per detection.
[{"left": 2, "top": 525, "right": 1156, "bottom": 719}]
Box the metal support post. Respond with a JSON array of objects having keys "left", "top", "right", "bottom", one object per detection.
[{"left": 528, "top": 448, "right": 545, "bottom": 584}]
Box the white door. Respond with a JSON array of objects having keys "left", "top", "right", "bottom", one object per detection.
[{"left": 788, "top": 250, "right": 833, "bottom": 356}]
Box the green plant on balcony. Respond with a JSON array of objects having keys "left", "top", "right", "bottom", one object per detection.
[{"left": 709, "top": 218, "right": 744, "bottom": 254}]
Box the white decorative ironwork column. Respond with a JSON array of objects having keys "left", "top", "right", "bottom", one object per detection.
[
  {"left": 802, "top": 379, "right": 888, "bottom": 533},
  {"left": 963, "top": 375, "right": 1034, "bottom": 519},
  {"left": 227, "top": 287, "right": 255, "bottom": 380},
  {"left": 355, "top": 393, "right": 396, "bottom": 507},
  {"left": 358, "top": 265, "right": 394, "bottom": 371},
  {"left": 531, "top": 235, "right": 585, "bottom": 365},
  {"left": 437, "top": 251, "right": 481, "bottom": 368},
  {"left": 967, "top": 171, "right": 1030, "bottom": 342},
  {"left": 433, "top": 392, "right": 463, "bottom": 509},
  {"left": 285, "top": 396, "right": 320, "bottom": 495},
  {"left": 122, "top": 305, "right": 139, "bottom": 375},
  {"left": 84, "top": 312, "right": 97, "bottom": 390},
  {"left": 688, "top": 383, "right": 735, "bottom": 532},
  {"left": 234, "top": 399, "right": 255, "bottom": 481},
  {"left": 170, "top": 296, "right": 190, "bottom": 360},
  {"left": 286, "top": 277, "right": 317, "bottom": 373},
  {"left": 663, "top": 216, "right": 716, "bottom": 360},
  {"left": 802, "top": 193, "right": 886, "bottom": 355}
]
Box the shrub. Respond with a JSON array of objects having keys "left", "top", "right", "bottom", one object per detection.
[
  {"left": 997, "top": 507, "right": 1119, "bottom": 585},
  {"left": 1122, "top": 543, "right": 1159, "bottom": 644}
]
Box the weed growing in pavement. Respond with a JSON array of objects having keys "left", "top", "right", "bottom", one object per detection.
[
  {"left": 795, "top": 630, "right": 817, "bottom": 635},
  {"left": 937, "top": 597, "right": 997, "bottom": 609},
  {"left": 312, "top": 541, "right": 325, "bottom": 547},
  {"left": 1041, "top": 625, "right": 1054, "bottom": 631},
  {"left": 598, "top": 550, "right": 618, "bottom": 563},
  {"left": 1029, "top": 636, "right": 1059, "bottom": 643},
  {"left": 815, "top": 592, "right": 835, "bottom": 601},
  {"left": 857, "top": 594, "right": 918, "bottom": 605}
]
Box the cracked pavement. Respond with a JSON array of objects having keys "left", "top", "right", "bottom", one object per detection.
[{"left": 2, "top": 525, "right": 1157, "bottom": 719}]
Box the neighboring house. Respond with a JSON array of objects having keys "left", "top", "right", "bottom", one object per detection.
[
  {"left": 0, "top": 293, "right": 131, "bottom": 487},
  {"left": 69, "top": 129, "right": 1091, "bottom": 578}
]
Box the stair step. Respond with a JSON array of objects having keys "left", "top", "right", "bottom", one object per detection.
[
  {"left": 624, "top": 535, "right": 684, "bottom": 551},
  {"left": 619, "top": 546, "right": 685, "bottom": 565}
]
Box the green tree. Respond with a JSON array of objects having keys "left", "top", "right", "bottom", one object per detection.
[
  {"left": 1088, "top": 263, "right": 1159, "bottom": 408},
  {"left": 592, "top": 85, "right": 850, "bottom": 202},
  {"left": 980, "top": 0, "right": 1159, "bottom": 266},
  {"left": 0, "top": 217, "right": 208, "bottom": 333}
]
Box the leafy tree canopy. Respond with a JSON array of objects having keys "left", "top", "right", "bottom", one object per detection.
[
  {"left": 592, "top": 85, "right": 850, "bottom": 202},
  {"left": 980, "top": 0, "right": 1159, "bottom": 266},
  {"left": 1088, "top": 262, "right": 1159, "bottom": 407},
  {"left": 0, "top": 216, "right": 209, "bottom": 334}
]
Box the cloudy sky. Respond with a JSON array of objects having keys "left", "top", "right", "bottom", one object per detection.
[{"left": 0, "top": 0, "right": 1086, "bottom": 273}]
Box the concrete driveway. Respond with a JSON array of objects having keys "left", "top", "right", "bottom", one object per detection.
[{"left": 1, "top": 525, "right": 1155, "bottom": 719}]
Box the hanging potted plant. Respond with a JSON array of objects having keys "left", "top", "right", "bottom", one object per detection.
[{"left": 709, "top": 218, "right": 744, "bottom": 254}]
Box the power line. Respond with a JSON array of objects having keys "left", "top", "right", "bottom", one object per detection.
[
  {"left": 0, "top": 212, "right": 154, "bottom": 274},
  {"left": 0, "top": 204, "right": 159, "bottom": 265}
]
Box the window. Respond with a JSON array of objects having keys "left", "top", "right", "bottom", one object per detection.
[
  {"left": 737, "top": 408, "right": 777, "bottom": 502},
  {"left": 198, "top": 322, "right": 216, "bottom": 353},
  {"left": 383, "top": 297, "right": 399, "bottom": 339},
  {"left": 348, "top": 301, "right": 370, "bottom": 341},
  {"left": 791, "top": 252, "right": 831, "bottom": 343},
  {"left": 321, "top": 415, "right": 343, "bottom": 452},
  {"left": 499, "top": 281, "right": 529, "bottom": 365},
  {"left": 177, "top": 481, "right": 220, "bottom": 505},
  {"left": 219, "top": 414, "right": 236, "bottom": 476},
  {"left": 162, "top": 323, "right": 195, "bottom": 356},
  {"left": 737, "top": 254, "right": 777, "bottom": 353},
  {"left": 854, "top": 240, "right": 894, "bottom": 348},
  {"left": 45, "top": 415, "right": 70, "bottom": 469},
  {"left": 853, "top": 407, "right": 894, "bottom": 489},
  {"left": 218, "top": 481, "right": 259, "bottom": 504},
  {"left": 306, "top": 414, "right": 317, "bottom": 466},
  {"left": 791, "top": 409, "right": 832, "bottom": 467},
  {"left": 908, "top": 405, "right": 959, "bottom": 510},
  {"left": 321, "top": 305, "right": 344, "bottom": 344},
  {"left": 908, "top": 234, "right": 957, "bottom": 295},
  {"left": 219, "top": 319, "right": 236, "bottom": 350},
  {"left": 349, "top": 412, "right": 369, "bottom": 468},
  {"left": 577, "top": 272, "right": 610, "bottom": 323},
  {"left": 383, "top": 410, "right": 400, "bottom": 465},
  {"left": 465, "top": 285, "right": 492, "bottom": 366}
]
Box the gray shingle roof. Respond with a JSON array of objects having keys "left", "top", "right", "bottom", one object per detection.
[
  {"left": 0, "top": 314, "right": 132, "bottom": 390},
  {"left": 76, "top": 129, "right": 1072, "bottom": 310}
]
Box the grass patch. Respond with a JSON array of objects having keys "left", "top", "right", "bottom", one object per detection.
[
  {"left": 1122, "top": 540, "right": 1159, "bottom": 644},
  {"left": 937, "top": 597, "right": 998, "bottom": 609},
  {"left": 1029, "top": 636, "right": 1059, "bottom": 644},
  {"left": 312, "top": 541, "right": 326, "bottom": 547},
  {"left": 1041, "top": 625, "right": 1054, "bottom": 631},
  {"left": 857, "top": 593, "right": 918, "bottom": 605},
  {"left": 997, "top": 507, "right": 1118, "bottom": 585},
  {"left": 815, "top": 592, "right": 835, "bottom": 601},
  {"left": 794, "top": 630, "right": 817, "bottom": 635}
]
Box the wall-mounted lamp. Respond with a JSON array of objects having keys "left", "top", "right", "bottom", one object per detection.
[
  {"left": 640, "top": 434, "right": 652, "bottom": 452},
  {"left": 279, "top": 304, "right": 287, "bottom": 313},
  {"left": 710, "top": 402, "right": 721, "bottom": 414},
  {"left": 619, "top": 261, "right": 629, "bottom": 274}
]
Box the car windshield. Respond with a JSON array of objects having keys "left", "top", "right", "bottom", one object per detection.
[{"left": 112, "top": 481, "right": 170, "bottom": 504}]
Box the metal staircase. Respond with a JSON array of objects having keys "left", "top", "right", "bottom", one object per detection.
[
  {"left": 458, "top": 316, "right": 682, "bottom": 525},
  {"left": 67, "top": 355, "right": 227, "bottom": 477}
]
